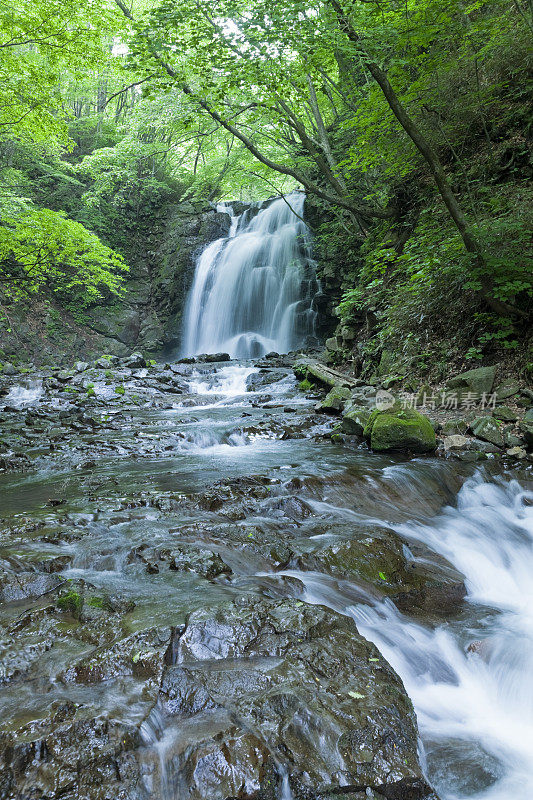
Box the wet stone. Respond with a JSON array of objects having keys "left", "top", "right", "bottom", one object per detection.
[{"left": 157, "top": 597, "right": 437, "bottom": 800}]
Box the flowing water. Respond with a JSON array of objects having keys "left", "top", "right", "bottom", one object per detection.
[
  {"left": 267, "top": 473, "right": 533, "bottom": 800},
  {"left": 181, "top": 194, "right": 319, "bottom": 358},
  {"left": 0, "top": 360, "right": 531, "bottom": 800},
  {"left": 1, "top": 187, "right": 532, "bottom": 797}
]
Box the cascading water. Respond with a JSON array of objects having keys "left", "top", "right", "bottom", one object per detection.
[
  {"left": 266, "top": 474, "right": 533, "bottom": 800},
  {"left": 181, "top": 193, "right": 319, "bottom": 359}
]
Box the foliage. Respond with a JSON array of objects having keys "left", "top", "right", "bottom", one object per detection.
[
  {"left": 0, "top": 0, "right": 123, "bottom": 144},
  {"left": 0, "top": 207, "right": 127, "bottom": 307},
  {"left": 0, "top": 0, "right": 531, "bottom": 369}
]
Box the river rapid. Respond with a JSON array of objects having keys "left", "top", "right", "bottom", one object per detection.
[{"left": 0, "top": 359, "right": 531, "bottom": 800}]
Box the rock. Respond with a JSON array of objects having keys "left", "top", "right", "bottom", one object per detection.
[
  {"left": 504, "top": 430, "right": 523, "bottom": 447},
  {"left": 94, "top": 356, "right": 113, "bottom": 369},
  {"left": 519, "top": 419, "right": 533, "bottom": 447},
  {"left": 73, "top": 361, "right": 89, "bottom": 372},
  {"left": 470, "top": 416, "right": 504, "bottom": 447},
  {"left": 517, "top": 396, "right": 533, "bottom": 408},
  {"left": 0, "top": 570, "right": 63, "bottom": 603},
  {"left": 443, "top": 435, "right": 469, "bottom": 451},
  {"left": 469, "top": 438, "right": 502, "bottom": 453},
  {"left": 349, "top": 385, "right": 378, "bottom": 408},
  {"left": 198, "top": 352, "right": 231, "bottom": 362},
  {"left": 495, "top": 381, "right": 520, "bottom": 400},
  {"left": 340, "top": 325, "right": 357, "bottom": 343},
  {"left": 325, "top": 336, "right": 341, "bottom": 352},
  {"left": 56, "top": 370, "right": 73, "bottom": 382},
  {"left": 467, "top": 639, "right": 495, "bottom": 660},
  {"left": 525, "top": 408, "right": 533, "bottom": 421},
  {"left": 302, "top": 533, "right": 466, "bottom": 617},
  {"left": 264, "top": 351, "right": 279, "bottom": 358},
  {"left": 507, "top": 446, "right": 527, "bottom": 459},
  {"left": 447, "top": 365, "right": 497, "bottom": 397},
  {"left": 441, "top": 418, "right": 468, "bottom": 436},
  {"left": 364, "top": 405, "right": 436, "bottom": 453},
  {"left": 456, "top": 450, "right": 488, "bottom": 462},
  {"left": 158, "top": 597, "right": 437, "bottom": 800},
  {"left": 245, "top": 369, "right": 288, "bottom": 391},
  {"left": 2, "top": 363, "right": 18, "bottom": 375},
  {"left": 315, "top": 385, "right": 352, "bottom": 413},
  {"left": 169, "top": 545, "right": 232, "bottom": 579},
  {"left": 122, "top": 352, "right": 146, "bottom": 368},
  {"left": 493, "top": 406, "right": 518, "bottom": 422},
  {"left": 268, "top": 495, "right": 314, "bottom": 520},
  {"left": 341, "top": 405, "right": 372, "bottom": 436}
]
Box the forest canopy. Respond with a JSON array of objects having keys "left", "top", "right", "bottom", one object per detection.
[{"left": 0, "top": 0, "right": 531, "bottom": 355}]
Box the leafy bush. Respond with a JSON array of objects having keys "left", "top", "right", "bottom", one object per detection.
[{"left": 0, "top": 207, "right": 127, "bottom": 308}]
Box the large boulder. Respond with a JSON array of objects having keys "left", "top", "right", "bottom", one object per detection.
[
  {"left": 364, "top": 405, "right": 436, "bottom": 453},
  {"left": 157, "top": 597, "right": 438, "bottom": 800},
  {"left": 447, "top": 365, "right": 497, "bottom": 397},
  {"left": 341, "top": 405, "right": 372, "bottom": 436}
]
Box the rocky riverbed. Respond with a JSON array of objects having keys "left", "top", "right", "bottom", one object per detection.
[{"left": 0, "top": 355, "right": 532, "bottom": 800}]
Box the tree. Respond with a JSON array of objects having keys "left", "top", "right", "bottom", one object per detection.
[
  {"left": 0, "top": 0, "right": 129, "bottom": 305},
  {"left": 118, "top": 0, "right": 531, "bottom": 317},
  {"left": 0, "top": 207, "right": 126, "bottom": 306}
]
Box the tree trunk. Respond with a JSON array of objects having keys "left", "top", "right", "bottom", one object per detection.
[{"left": 330, "top": 0, "right": 527, "bottom": 319}]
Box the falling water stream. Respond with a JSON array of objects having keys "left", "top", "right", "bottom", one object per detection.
[
  {"left": 182, "top": 193, "right": 319, "bottom": 358},
  {"left": 1, "top": 194, "right": 532, "bottom": 799}
]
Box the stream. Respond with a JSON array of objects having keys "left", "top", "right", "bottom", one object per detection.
[{"left": 0, "top": 361, "right": 532, "bottom": 800}]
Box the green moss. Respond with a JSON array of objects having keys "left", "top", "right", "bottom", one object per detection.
[
  {"left": 341, "top": 406, "right": 372, "bottom": 436},
  {"left": 364, "top": 405, "right": 436, "bottom": 452},
  {"left": 298, "top": 378, "right": 313, "bottom": 391},
  {"left": 87, "top": 595, "right": 105, "bottom": 609},
  {"left": 57, "top": 590, "right": 84, "bottom": 618},
  {"left": 114, "top": 384, "right": 125, "bottom": 395}
]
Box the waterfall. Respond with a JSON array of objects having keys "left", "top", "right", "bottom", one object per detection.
[{"left": 181, "top": 193, "right": 319, "bottom": 359}]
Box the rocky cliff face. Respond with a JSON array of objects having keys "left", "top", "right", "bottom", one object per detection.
[
  {"left": 84, "top": 201, "right": 232, "bottom": 358},
  {"left": 0, "top": 201, "right": 231, "bottom": 366}
]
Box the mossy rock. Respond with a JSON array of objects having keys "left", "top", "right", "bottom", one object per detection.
[
  {"left": 493, "top": 406, "right": 518, "bottom": 423},
  {"left": 341, "top": 406, "right": 372, "bottom": 436},
  {"left": 57, "top": 590, "right": 84, "bottom": 618},
  {"left": 364, "top": 404, "right": 436, "bottom": 453},
  {"left": 316, "top": 385, "right": 351, "bottom": 414},
  {"left": 470, "top": 416, "right": 504, "bottom": 447}
]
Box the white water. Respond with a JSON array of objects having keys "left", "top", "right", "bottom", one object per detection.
[
  {"left": 268, "top": 475, "right": 533, "bottom": 799},
  {"left": 3, "top": 381, "right": 43, "bottom": 408},
  {"left": 186, "top": 365, "right": 257, "bottom": 397},
  {"left": 182, "top": 194, "right": 319, "bottom": 358}
]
